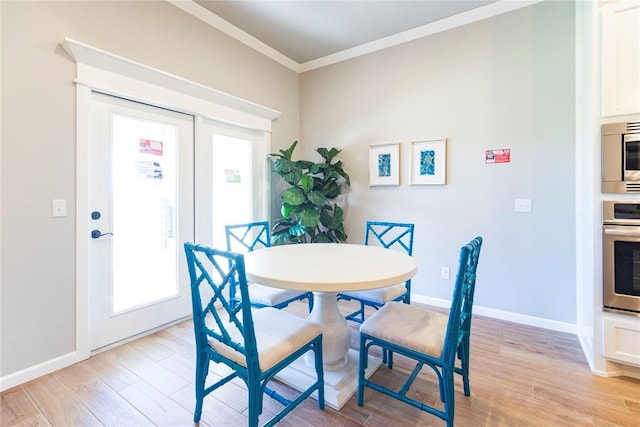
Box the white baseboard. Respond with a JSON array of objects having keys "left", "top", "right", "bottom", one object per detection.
[
  {"left": 411, "top": 294, "right": 578, "bottom": 334},
  {"left": 578, "top": 333, "right": 595, "bottom": 371},
  {"left": 591, "top": 364, "right": 640, "bottom": 380},
  {"left": 0, "top": 301, "right": 582, "bottom": 393},
  {"left": 0, "top": 315, "right": 190, "bottom": 392},
  {"left": 0, "top": 351, "right": 87, "bottom": 392}
]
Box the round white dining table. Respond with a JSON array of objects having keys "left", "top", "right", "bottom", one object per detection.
[{"left": 243, "top": 243, "right": 418, "bottom": 368}]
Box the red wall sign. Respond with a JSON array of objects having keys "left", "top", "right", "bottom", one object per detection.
[{"left": 485, "top": 148, "right": 510, "bottom": 164}]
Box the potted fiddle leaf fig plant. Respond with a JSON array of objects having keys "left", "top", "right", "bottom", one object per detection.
[{"left": 270, "top": 140, "right": 351, "bottom": 245}]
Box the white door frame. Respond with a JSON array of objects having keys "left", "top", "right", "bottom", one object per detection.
[{"left": 66, "top": 38, "right": 280, "bottom": 362}]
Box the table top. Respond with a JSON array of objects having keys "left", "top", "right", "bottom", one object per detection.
[{"left": 243, "top": 243, "right": 417, "bottom": 293}]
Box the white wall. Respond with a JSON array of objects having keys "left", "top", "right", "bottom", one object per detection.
[
  {"left": 299, "top": 1, "right": 576, "bottom": 324},
  {"left": 0, "top": 0, "right": 299, "bottom": 378}
]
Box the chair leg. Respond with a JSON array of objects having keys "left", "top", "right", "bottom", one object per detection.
[
  {"left": 358, "top": 301, "right": 366, "bottom": 322},
  {"left": 314, "top": 338, "right": 325, "bottom": 410},
  {"left": 442, "top": 367, "right": 456, "bottom": 427},
  {"left": 357, "top": 335, "right": 367, "bottom": 407},
  {"left": 459, "top": 340, "right": 471, "bottom": 396},
  {"left": 247, "top": 383, "right": 262, "bottom": 427},
  {"left": 193, "top": 354, "right": 208, "bottom": 423}
]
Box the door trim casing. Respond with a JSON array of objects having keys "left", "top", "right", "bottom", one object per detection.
[{"left": 74, "top": 40, "right": 277, "bottom": 379}]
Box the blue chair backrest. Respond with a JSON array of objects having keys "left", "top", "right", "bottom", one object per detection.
[
  {"left": 225, "top": 221, "right": 271, "bottom": 253},
  {"left": 460, "top": 237, "right": 483, "bottom": 338},
  {"left": 442, "top": 237, "right": 483, "bottom": 364},
  {"left": 184, "top": 243, "right": 260, "bottom": 376},
  {"left": 364, "top": 221, "right": 414, "bottom": 255}
]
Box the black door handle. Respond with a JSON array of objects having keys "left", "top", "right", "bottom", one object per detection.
[{"left": 91, "top": 230, "right": 113, "bottom": 239}]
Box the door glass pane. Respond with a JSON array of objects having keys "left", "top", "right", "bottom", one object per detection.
[
  {"left": 112, "top": 113, "right": 178, "bottom": 314},
  {"left": 211, "top": 134, "right": 253, "bottom": 247}
]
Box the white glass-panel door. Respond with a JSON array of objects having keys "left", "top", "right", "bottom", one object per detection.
[
  {"left": 195, "top": 119, "right": 270, "bottom": 249},
  {"left": 88, "top": 93, "right": 194, "bottom": 351}
]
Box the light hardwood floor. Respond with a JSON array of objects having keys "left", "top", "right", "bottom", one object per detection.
[{"left": 2, "top": 301, "right": 639, "bottom": 426}]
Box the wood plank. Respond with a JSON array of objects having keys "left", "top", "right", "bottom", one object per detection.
[
  {"left": 21, "top": 375, "right": 102, "bottom": 426},
  {"left": 2, "top": 301, "right": 639, "bottom": 427},
  {"left": 118, "top": 381, "right": 192, "bottom": 426},
  {"left": 0, "top": 386, "right": 50, "bottom": 427},
  {"left": 53, "top": 362, "right": 153, "bottom": 426}
]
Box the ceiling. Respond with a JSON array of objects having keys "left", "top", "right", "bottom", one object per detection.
[{"left": 193, "top": 1, "right": 498, "bottom": 64}]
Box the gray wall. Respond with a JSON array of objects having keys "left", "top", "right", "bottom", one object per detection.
[
  {"left": 1, "top": 0, "right": 576, "bottom": 382},
  {"left": 0, "top": 0, "right": 299, "bottom": 377},
  {"left": 299, "top": 1, "right": 576, "bottom": 322}
]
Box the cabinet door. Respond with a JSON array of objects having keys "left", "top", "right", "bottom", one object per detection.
[
  {"left": 603, "top": 316, "right": 640, "bottom": 367},
  {"left": 601, "top": 0, "right": 640, "bottom": 117}
]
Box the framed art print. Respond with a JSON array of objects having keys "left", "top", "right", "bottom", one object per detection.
[
  {"left": 411, "top": 138, "right": 447, "bottom": 185},
  {"left": 369, "top": 143, "right": 400, "bottom": 186}
]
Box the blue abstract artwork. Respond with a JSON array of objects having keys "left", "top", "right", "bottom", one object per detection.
[
  {"left": 378, "top": 153, "right": 391, "bottom": 177},
  {"left": 420, "top": 150, "right": 436, "bottom": 176}
]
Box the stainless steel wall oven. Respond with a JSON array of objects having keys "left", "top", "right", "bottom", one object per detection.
[
  {"left": 603, "top": 201, "right": 640, "bottom": 316},
  {"left": 602, "top": 121, "right": 640, "bottom": 193}
]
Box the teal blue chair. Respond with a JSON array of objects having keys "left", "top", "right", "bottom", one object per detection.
[
  {"left": 225, "top": 221, "right": 313, "bottom": 312},
  {"left": 357, "top": 236, "right": 482, "bottom": 427},
  {"left": 184, "top": 243, "right": 324, "bottom": 426},
  {"left": 338, "top": 221, "right": 415, "bottom": 323}
]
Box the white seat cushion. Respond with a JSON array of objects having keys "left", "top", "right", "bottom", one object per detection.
[
  {"left": 341, "top": 283, "right": 407, "bottom": 304},
  {"left": 248, "top": 283, "right": 309, "bottom": 306},
  {"left": 360, "top": 302, "right": 448, "bottom": 358},
  {"left": 209, "top": 307, "right": 322, "bottom": 371}
]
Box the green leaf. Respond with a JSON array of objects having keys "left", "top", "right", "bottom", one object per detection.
[
  {"left": 334, "top": 224, "right": 347, "bottom": 241},
  {"left": 272, "top": 217, "right": 292, "bottom": 228},
  {"left": 279, "top": 140, "right": 298, "bottom": 160},
  {"left": 319, "top": 207, "right": 332, "bottom": 228},
  {"left": 280, "top": 168, "right": 302, "bottom": 185},
  {"left": 323, "top": 181, "right": 340, "bottom": 199},
  {"left": 282, "top": 187, "right": 305, "bottom": 205},
  {"left": 298, "top": 207, "right": 321, "bottom": 228},
  {"left": 308, "top": 190, "right": 328, "bottom": 206},
  {"left": 289, "top": 223, "right": 307, "bottom": 236},
  {"left": 312, "top": 232, "right": 334, "bottom": 243},
  {"left": 309, "top": 163, "right": 322, "bottom": 174},
  {"left": 315, "top": 147, "right": 330, "bottom": 161},
  {"left": 301, "top": 174, "right": 314, "bottom": 193},
  {"left": 296, "top": 160, "right": 314, "bottom": 170},
  {"left": 316, "top": 147, "right": 341, "bottom": 163},
  {"left": 272, "top": 232, "right": 290, "bottom": 246},
  {"left": 269, "top": 141, "right": 296, "bottom": 160},
  {"left": 273, "top": 158, "right": 292, "bottom": 172},
  {"left": 330, "top": 205, "right": 344, "bottom": 228},
  {"left": 281, "top": 202, "right": 296, "bottom": 218}
]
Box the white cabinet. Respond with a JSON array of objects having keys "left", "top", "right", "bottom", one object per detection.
[
  {"left": 601, "top": 0, "right": 640, "bottom": 117},
  {"left": 602, "top": 315, "right": 640, "bottom": 366}
]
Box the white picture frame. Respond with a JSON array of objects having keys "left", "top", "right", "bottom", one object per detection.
[
  {"left": 410, "top": 138, "right": 447, "bottom": 185},
  {"left": 369, "top": 143, "right": 400, "bottom": 186}
]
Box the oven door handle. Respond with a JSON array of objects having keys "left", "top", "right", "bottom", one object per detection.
[{"left": 604, "top": 227, "right": 640, "bottom": 237}]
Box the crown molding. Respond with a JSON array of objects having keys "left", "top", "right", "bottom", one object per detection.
[{"left": 168, "top": 0, "right": 544, "bottom": 74}]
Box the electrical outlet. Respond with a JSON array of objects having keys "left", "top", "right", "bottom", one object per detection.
[{"left": 441, "top": 267, "right": 450, "bottom": 280}]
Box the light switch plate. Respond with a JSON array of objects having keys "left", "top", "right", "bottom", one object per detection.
[
  {"left": 515, "top": 198, "right": 532, "bottom": 213},
  {"left": 52, "top": 199, "right": 67, "bottom": 218}
]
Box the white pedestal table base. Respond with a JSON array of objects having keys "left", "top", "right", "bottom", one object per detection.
[{"left": 275, "top": 348, "right": 382, "bottom": 411}]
